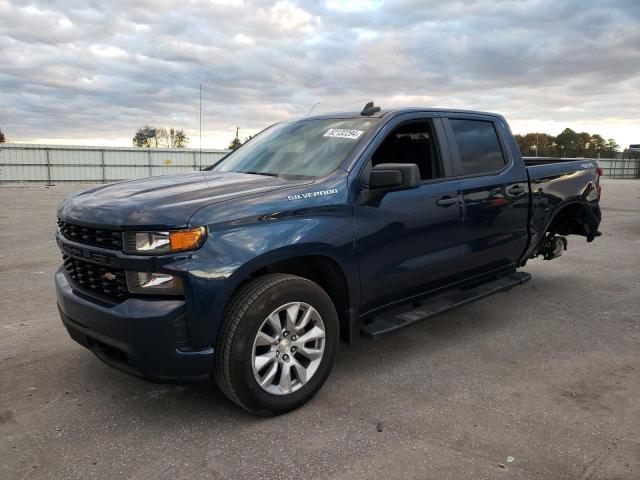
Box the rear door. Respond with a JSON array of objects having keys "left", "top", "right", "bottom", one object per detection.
[{"left": 442, "top": 115, "right": 529, "bottom": 277}]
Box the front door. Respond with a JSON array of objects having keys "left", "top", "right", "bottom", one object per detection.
[{"left": 354, "top": 115, "right": 465, "bottom": 313}]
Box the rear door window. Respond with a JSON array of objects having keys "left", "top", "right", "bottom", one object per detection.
[{"left": 449, "top": 119, "right": 506, "bottom": 175}]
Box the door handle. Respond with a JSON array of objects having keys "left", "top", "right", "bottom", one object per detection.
[
  {"left": 436, "top": 196, "right": 459, "bottom": 207},
  {"left": 508, "top": 185, "right": 526, "bottom": 195}
]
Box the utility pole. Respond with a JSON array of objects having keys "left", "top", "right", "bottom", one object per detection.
[{"left": 199, "top": 83, "right": 202, "bottom": 171}]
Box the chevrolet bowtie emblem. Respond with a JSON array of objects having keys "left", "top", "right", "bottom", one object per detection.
[{"left": 102, "top": 272, "right": 116, "bottom": 281}]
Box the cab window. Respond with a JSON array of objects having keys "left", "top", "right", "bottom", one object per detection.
[{"left": 371, "top": 120, "right": 443, "bottom": 181}]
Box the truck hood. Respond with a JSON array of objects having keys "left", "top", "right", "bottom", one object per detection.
[{"left": 58, "top": 171, "right": 311, "bottom": 229}]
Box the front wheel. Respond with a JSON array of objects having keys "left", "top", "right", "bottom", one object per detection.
[{"left": 213, "top": 274, "right": 339, "bottom": 415}]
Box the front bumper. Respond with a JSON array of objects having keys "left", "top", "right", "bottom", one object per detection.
[{"left": 55, "top": 267, "right": 214, "bottom": 383}]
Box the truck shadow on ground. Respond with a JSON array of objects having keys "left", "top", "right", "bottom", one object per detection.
[
  {"left": 63, "top": 284, "right": 533, "bottom": 426},
  {"left": 61, "top": 272, "right": 570, "bottom": 426}
]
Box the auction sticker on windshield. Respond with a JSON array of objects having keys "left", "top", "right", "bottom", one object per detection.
[{"left": 323, "top": 129, "right": 364, "bottom": 139}]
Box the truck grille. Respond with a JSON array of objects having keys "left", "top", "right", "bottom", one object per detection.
[
  {"left": 63, "top": 255, "right": 129, "bottom": 300},
  {"left": 58, "top": 219, "right": 123, "bottom": 250}
]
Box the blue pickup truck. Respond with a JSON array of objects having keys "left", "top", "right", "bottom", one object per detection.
[{"left": 55, "top": 104, "right": 602, "bottom": 414}]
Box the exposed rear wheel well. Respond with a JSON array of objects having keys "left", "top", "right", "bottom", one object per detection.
[
  {"left": 243, "top": 256, "right": 351, "bottom": 342},
  {"left": 544, "top": 202, "right": 597, "bottom": 240}
]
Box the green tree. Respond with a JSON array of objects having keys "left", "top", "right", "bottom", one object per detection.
[
  {"left": 577, "top": 132, "right": 591, "bottom": 155},
  {"left": 228, "top": 127, "right": 242, "bottom": 150},
  {"left": 602, "top": 138, "right": 619, "bottom": 157},
  {"left": 515, "top": 133, "right": 556, "bottom": 157},
  {"left": 586, "top": 134, "right": 607, "bottom": 158},
  {"left": 516, "top": 128, "right": 621, "bottom": 158},
  {"left": 555, "top": 128, "right": 581, "bottom": 157},
  {"left": 0, "top": 128, "right": 6, "bottom": 143}
]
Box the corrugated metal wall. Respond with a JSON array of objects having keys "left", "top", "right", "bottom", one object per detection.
[{"left": 0, "top": 144, "right": 230, "bottom": 183}]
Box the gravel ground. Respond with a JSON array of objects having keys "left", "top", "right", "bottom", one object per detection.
[{"left": 0, "top": 179, "right": 638, "bottom": 480}]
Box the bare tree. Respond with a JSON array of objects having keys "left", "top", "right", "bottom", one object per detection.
[
  {"left": 133, "top": 126, "right": 190, "bottom": 148},
  {"left": 169, "top": 128, "right": 189, "bottom": 148}
]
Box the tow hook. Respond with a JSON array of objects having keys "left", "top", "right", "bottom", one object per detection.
[{"left": 540, "top": 235, "right": 568, "bottom": 260}]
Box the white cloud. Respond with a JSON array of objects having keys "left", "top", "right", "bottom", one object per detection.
[
  {"left": 89, "top": 44, "right": 128, "bottom": 58},
  {"left": 270, "top": 1, "right": 317, "bottom": 31},
  {"left": 354, "top": 28, "right": 378, "bottom": 41},
  {"left": 232, "top": 33, "right": 255, "bottom": 45},
  {"left": 57, "top": 17, "right": 73, "bottom": 29},
  {"left": 0, "top": 0, "right": 638, "bottom": 149},
  {"left": 325, "top": 0, "right": 382, "bottom": 13}
]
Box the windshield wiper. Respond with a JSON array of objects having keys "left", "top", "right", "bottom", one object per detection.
[{"left": 241, "top": 171, "right": 280, "bottom": 178}]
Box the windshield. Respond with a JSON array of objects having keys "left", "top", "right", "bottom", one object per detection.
[{"left": 211, "top": 118, "right": 379, "bottom": 178}]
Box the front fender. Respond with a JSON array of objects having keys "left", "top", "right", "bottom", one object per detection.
[{"left": 168, "top": 188, "right": 357, "bottom": 346}]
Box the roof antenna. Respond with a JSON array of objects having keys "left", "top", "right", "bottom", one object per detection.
[
  {"left": 307, "top": 102, "right": 320, "bottom": 115},
  {"left": 361, "top": 101, "right": 381, "bottom": 116}
]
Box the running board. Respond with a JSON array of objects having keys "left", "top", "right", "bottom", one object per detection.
[{"left": 360, "top": 272, "right": 532, "bottom": 339}]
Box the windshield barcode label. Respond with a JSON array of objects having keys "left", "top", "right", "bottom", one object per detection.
[{"left": 323, "top": 129, "right": 364, "bottom": 139}]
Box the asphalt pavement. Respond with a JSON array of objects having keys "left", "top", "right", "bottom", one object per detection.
[{"left": 1, "top": 179, "right": 638, "bottom": 479}]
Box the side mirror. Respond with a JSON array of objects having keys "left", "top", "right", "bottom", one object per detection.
[{"left": 369, "top": 163, "right": 421, "bottom": 190}]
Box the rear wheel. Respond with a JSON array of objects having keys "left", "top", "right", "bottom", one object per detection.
[{"left": 214, "top": 274, "right": 339, "bottom": 415}]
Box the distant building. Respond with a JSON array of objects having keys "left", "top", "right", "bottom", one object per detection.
[{"left": 629, "top": 144, "right": 640, "bottom": 152}]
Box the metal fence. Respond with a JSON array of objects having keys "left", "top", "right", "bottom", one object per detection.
[
  {"left": 1, "top": 143, "right": 638, "bottom": 183},
  {"left": 597, "top": 157, "right": 640, "bottom": 179},
  {"left": 0, "top": 144, "right": 230, "bottom": 184}
]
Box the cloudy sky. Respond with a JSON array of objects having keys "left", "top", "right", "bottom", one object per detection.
[{"left": 0, "top": 0, "right": 638, "bottom": 149}]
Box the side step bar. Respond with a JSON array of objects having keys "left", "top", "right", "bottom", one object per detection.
[{"left": 361, "top": 271, "right": 532, "bottom": 339}]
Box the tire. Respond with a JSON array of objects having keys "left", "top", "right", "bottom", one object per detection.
[{"left": 213, "top": 273, "right": 339, "bottom": 415}]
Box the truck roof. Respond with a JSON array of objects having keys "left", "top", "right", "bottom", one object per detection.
[{"left": 304, "top": 106, "right": 504, "bottom": 121}]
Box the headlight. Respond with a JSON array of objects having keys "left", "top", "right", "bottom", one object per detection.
[
  {"left": 126, "top": 271, "right": 183, "bottom": 295},
  {"left": 123, "top": 226, "right": 207, "bottom": 254}
]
